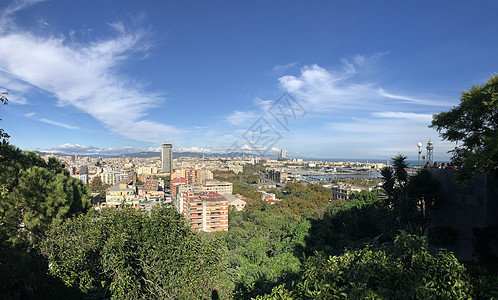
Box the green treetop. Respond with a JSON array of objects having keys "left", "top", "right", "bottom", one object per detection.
[{"left": 430, "top": 75, "right": 498, "bottom": 184}]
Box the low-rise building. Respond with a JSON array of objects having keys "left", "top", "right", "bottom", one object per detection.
[
  {"left": 136, "top": 166, "right": 159, "bottom": 175},
  {"left": 106, "top": 182, "right": 139, "bottom": 208},
  {"left": 228, "top": 164, "right": 244, "bottom": 174},
  {"left": 223, "top": 194, "right": 247, "bottom": 211},
  {"left": 261, "top": 191, "right": 281, "bottom": 204},
  {"left": 330, "top": 183, "right": 362, "bottom": 201},
  {"left": 204, "top": 179, "right": 233, "bottom": 194},
  {"left": 267, "top": 169, "right": 289, "bottom": 183}
]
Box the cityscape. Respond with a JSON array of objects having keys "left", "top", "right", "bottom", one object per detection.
[
  {"left": 32, "top": 135, "right": 451, "bottom": 232},
  {"left": 0, "top": 0, "right": 497, "bottom": 299},
  {"left": 43, "top": 143, "right": 398, "bottom": 232}
]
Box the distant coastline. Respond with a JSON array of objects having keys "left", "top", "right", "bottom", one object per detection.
[{"left": 297, "top": 157, "right": 450, "bottom": 168}]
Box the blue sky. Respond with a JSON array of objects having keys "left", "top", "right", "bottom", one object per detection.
[{"left": 0, "top": 0, "right": 497, "bottom": 159}]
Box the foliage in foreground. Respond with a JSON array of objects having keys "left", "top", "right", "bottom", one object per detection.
[
  {"left": 226, "top": 210, "right": 310, "bottom": 298},
  {"left": 261, "top": 233, "right": 472, "bottom": 299},
  {"left": 0, "top": 141, "right": 91, "bottom": 298},
  {"left": 0, "top": 141, "right": 91, "bottom": 246},
  {"left": 380, "top": 155, "right": 440, "bottom": 236},
  {"left": 42, "top": 205, "right": 228, "bottom": 299},
  {"left": 430, "top": 74, "right": 498, "bottom": 184}
]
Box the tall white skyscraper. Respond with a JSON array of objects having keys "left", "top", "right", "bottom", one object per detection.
[
  {"left": 277, "top": 148, "right": 287, "bottom": 160},
  {"left": 280, "top": 148, "right": 287, "bottom": 159},
  {"left": 161, "top": 143, "right": 173, "bottom": 173}
]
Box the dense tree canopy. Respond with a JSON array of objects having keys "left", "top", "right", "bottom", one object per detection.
[
  {"left": 430, "top": 75, "right": 498, "bottom": 184},
  {"left": 0, "top": 142, "right": 91, "bottom": 245},
  {"left": 42, "top": 205, "right": 228, "bottom": 299},
  {"left": 225, "top": 210, "right": 309, "bottom": 298},
  {"left": 293, "top": 232, "right": 472, "bottom": 299},
  {"left": 271, "top": 182, "right": 332, "bottom": 216},
  {"left": 0, "top": 141, "right": 91, "bottom": 297}
]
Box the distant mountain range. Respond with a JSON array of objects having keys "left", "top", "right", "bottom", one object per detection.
[{"left": 35, "top": 150, "right": 268, "bottom": 159}]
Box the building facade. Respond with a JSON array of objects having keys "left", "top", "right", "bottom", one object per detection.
[
  {"left": 267, "top": 169, "right": 289, "bottom": 183},
  {"left": 330, "top": 183, "right": 362, "bottom": 201},
  {"left": 204, "top": 179, "right": 233, "bottom": 194},
  {"left": 161, "top": 143, "right": 173, "bottom": 173},
  {"left": 106, "top": 182, "right": 139, "bottom": 208},
  {"left": 171, "top": 168, "right": 212, "bottom": 185},
  {"left": 180, "top": 191, "right": 228, "bottom": 232},
  {"left": 100, "top": 171, "right": 129, "bottom": 186}
]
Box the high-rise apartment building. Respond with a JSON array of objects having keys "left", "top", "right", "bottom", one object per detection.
[
  {"left": 180, "top": 191, "right": 228, "bottom": 232},
  {"left": 277, "top": 148, "right": 287, "bottom": 161},
  {"left": 161, "top": 143, "right": 173, "bottom": 173}
]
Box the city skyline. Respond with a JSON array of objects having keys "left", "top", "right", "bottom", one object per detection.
[{"left": 1, "top": 1, "right": 498, "bottom": 160}]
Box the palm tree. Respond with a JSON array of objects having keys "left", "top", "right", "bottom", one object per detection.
[{"left": 380, "top": 154, "right": 439, "bottom": 235}]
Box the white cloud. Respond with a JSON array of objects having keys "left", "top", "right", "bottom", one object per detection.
[
  {"left": 176, "top": 146, "right": 213, "bottom": 153},
  {"left": 271, "top": 55, "right": 459, "bottom": 159},
  {"left": 330, "top": 111, "right": 433, "bottom": 134},
  {"left": 43, "top": 143, "right": 99, "bottom": 155},
  {"left": 146, "top": 146, "right": 161, "bottom": 152},
  {"left": 38, "top": 118, "right": 79, "bottom": 130},
  {"left": 278, "top": 55, "right": 454, "bottom": 112},
  {"left": 377, "top": 89, "right": 452, "bottom": 106},
  {"left": 0, "top": 2, "right": 182, "bottom": 143},
  {"left": 226, "top": 110, "right": 258, "bottom": 126},
  {"left": 371, "top": 111, "right": 433, "bottom": 122},
  {"left": 6, "top": 93, "right": 27, "bottom": 104},
  {"left": 278, "top": 64, "right": 374, "bottom": 110},
  {"left": 325, "top": 111, "right": 454, "bottom": 158},
  {"left": 0, "top": 0, "right": 46, "bottom": 33},
  {"left": 43, "top": 143, "right": 230, "bottom": 156},
  {"left": 25, "top": 111, "right": 81, "bottom": 130},
  {"left": 341, "top": 52, "right": 389, "bottom": 75},
  {"left": 43, "top": 143, "right": 160, "bottom": 156},
  {"left": 272, "top": 62, "right": 298, "bottom": 74}
]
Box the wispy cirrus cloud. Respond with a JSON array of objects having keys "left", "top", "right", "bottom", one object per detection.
[
  {"left": 24, "top": 111, "right": 78, "bottom": 129},
  {"left": 226, "top": 110, "right": 258, "bottom": 126},
  {"left": 0, "top": 0, "right": 46, "bottom": 32},
  {"left": 272, "top": 62, "right": 298, "bottom": 74},
  {"left": 330, "top": 112, "right": 434, "bottom": 134},
  {"left": 0, "top": 0, "right": 181, "bottom": 142},
  {"left": 323, "top": 111, "right": 454, "bottom": 158},
  {"left": 38, "top": 118, "right": 78, "bottom": 130},
  {"left": 371, "top": 111, "right": 433, "bottom": 122},
  {"left": 377, "top": 89, "right": 452, "bottom": 106}
]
